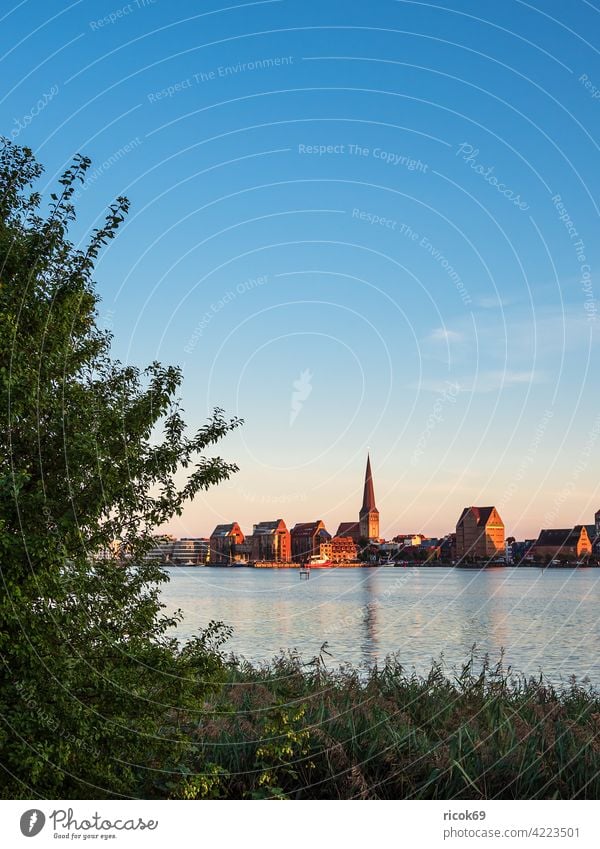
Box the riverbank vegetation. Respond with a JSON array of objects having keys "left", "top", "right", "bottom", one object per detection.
[{"left": 169, "top": 647, "right": 600, "bottom": 800}]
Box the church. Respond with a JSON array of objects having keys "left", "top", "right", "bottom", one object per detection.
[{"left": 335, "top": 454, "right": 380, "bottom": 543}]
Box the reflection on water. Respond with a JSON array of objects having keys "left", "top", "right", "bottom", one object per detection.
[{"left": 160, "top": 566, "right": 600, "bottom": 686}]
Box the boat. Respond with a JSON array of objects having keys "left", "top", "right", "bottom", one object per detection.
[{"left": 308, "top": 554, "right": 333, "bottom": 568}]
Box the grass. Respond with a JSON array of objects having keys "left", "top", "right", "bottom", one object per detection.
[{"left": 167, "top": 648, "right": 600, "bottom": 799}]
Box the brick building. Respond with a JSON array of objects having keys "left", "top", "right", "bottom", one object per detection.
[
  {"left": 209, "top": 522, "right": 245, "bottom": 564},
  {"left": 250, "top": 519, "right": 291, "bottom": 562},
  {"left": 319, "top": 536, "right": 358, "bottom": 563},
  {"left": 290, "top": 520, "right": 331, "bottom": 563},
  {"left": 455, "top": 506, "right": 505, "bottom": 561},
  {"left": 531, "top": 526, "right": 592, "bottom": 562}
]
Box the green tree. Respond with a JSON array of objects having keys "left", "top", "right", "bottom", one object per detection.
[{"left": 0, "top": 140, "right": 242, "bottom": 798}]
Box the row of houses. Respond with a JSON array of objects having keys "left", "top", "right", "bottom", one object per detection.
[
  {"left": 210, "top": 519, "right": 358, "bottom": 564},
  {"left": 143, "top": 503, "right": 600, "bottom": 567},
  {"left": 450, "top": 505, "right": 600, "bottom": 563}
]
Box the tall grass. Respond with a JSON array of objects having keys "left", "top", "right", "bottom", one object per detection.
[{"left": 166, "top": 648, "right": 600, "bottom": 799}]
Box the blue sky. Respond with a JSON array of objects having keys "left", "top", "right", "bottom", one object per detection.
[{"left": 2, "top": 0, "right": 599, "bottom": 538}]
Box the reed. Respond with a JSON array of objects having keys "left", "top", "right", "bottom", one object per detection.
[{"left": 167, "top": 648, "right": 600, "bottom": 799}]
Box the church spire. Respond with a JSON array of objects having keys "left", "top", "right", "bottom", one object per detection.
[
  {"left": 361, "top": 453, "right": 377, "bottom": 514},
  {"left": 359, "top": 453, "right": 379, "bottom": 541}
]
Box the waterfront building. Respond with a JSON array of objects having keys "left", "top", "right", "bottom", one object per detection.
[
  {"left": 233, "top": 540, "right": 252, "bottom": 563},
  {"left": 92, "top": 539, "right": 122, "bottom": 562},
  {"left": 290, "top": 520, "right": 331, "bottom": 563},
  {"left": 209, "top": 522, "right": 245, "bottom": 564},
  {"left": 250, "top": 519, "right": 291, "bottom": 562},
  {"left": 394, "top": 533, "right": 426, "bottom": 547},
  {"left": 359, "top": 454, "right": 380, "bottom": 541},
  {"left": 171, "top": 537, "right": 210, "bottom": 565},
  {"left": 588, "top": 510, "right": 600, "bottom": 554},
  {"left": 532, "top": 526, "right": 592, "bottom": 561},
  {"left": 319, "top": 536, "right": 358, "bottom": 563},
  {"left": 455, "top": 506, "right": 505, "bottom": 560},
  {"left": 145, "top": 536, "right": 176, "bottom": 563},
  {"left": 439, "top": 533, "right": 456, "bottom": 561}
]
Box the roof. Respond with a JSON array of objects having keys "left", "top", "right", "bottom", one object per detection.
[
  {"left": 210, "top": 523, "right": 240, "bottom": 537},
  {"left": 360, "top": 454, "right": 378, "bottom": 514},
  {"left": 291, "top": 521, "right": 325, "bottom": 535},
  {"left": 336, "top": 521, "right": 359, "bottom": 536},
  {"left": 457, "top": 506, "right": 499, "bottom": 527},
  {"left": 535, "top": 528, "right": 583, "bottom": 547},
  {"left": 253, "top": 520, "right": 286, "bottom": 535}
]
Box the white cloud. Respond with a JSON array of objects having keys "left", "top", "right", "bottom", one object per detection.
[
  {"left": 469, "top": 370, "right": 542, "bottom": 393},
  {"left": 477, "top": 295, "right": 514, "bottom": 309},
  {"left": 428, "top": 327, "right": 464, "bottom": 342}
]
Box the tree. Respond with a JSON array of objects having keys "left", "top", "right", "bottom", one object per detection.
[{"left": 0, "top": 140, "right": 242, "bottom": 798}]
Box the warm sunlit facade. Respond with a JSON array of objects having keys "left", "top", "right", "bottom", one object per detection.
[{"left": 455, "top": 506, "right": 505, "bottom": 560}]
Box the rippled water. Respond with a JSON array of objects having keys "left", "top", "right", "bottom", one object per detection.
[{"left": 160, "top": 566, "right": 600, "bottom": 686}]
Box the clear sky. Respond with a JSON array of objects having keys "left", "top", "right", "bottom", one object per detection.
[{"left": 2, "top": 0, "right": 599, "bottom": 540}]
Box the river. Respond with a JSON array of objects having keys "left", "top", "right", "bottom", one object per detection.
[{"left": 160, "top": 566, "right": 600, "bottom": 686}]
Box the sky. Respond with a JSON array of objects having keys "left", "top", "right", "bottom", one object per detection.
[{"left": 2, "top": 0, "right": 599, "bottom": 540}]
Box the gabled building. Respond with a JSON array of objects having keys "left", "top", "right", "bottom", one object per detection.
[
  {"left": 335, "top": 521, "right": 360, "bottom": 543},
  {"left": 532, "top": 526, "right": 592, "bottom": 561},
  {"left": 209, "top": 522, "right": 245, "bottom": 564},
  {"left": 250, "top": 519, "right": 291, "bottom": 562},
  {"left": 290, "top": 521, "right": 331, "bottom": 563},
  {"left": 455, "top": 506, "right": 505, "bottom": 560}
]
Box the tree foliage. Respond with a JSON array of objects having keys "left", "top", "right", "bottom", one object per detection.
[{"left": 0, "top": 140, "right": 242, "bottom": 798}]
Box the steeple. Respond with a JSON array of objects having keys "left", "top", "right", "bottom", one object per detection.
[
  {"left": 359, "top": 453, "right": 379, "bottom": 541},
  {"left": 361, "top": 454, "right": 377, "bottom": 514}
]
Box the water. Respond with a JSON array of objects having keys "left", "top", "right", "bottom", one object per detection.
[{"left": 160, "top": 566, "right": 600, "bottom": 687}]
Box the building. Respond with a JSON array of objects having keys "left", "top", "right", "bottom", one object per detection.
[
  {"left": 92, "top": 539, "right": 122, "bottom": 562},
  {"left": 209, "top": 522, "right": 245, "bottom": 564},
  {"left": 171, "top": 537, "right": 210, "bottom": 565},
  {"left": 290, "top": 521, "right": 331, "bottom": 563},
  {"left": 145, "top": 536, "right": 176, "bottom": 563},
  {"left": 531, "top": 526, "right": 592, "bottom": 562},
  {"left": 359, "top": 454, "right": 380, "bottom": 541},
  {"left": 440, "top": 534, "right": 456, "bottom": 561},
  {"left": 587, "top": 509, "right": 600, "bottom": 554},
  {"left": 393, "top": 533, "right": 426, "bottom": 547},
  {"left": 455, "top": 506, "right": 505, "bottom": 560},
  {"left": 320, "top": 536, "right": 358, "bottom": 563},
  {"left": 250, "top": 519, "right": 291, "bottom": 562},
  {"left": 233, "top": 540, "right": 253, "bottom": 563},
  {"left": 335, "top": 521, "right": 360, "bottom": 543},
  {"left": 337, "top": 454, "right": 380, "bottom": 544}
]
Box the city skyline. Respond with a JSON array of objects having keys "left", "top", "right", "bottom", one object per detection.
[{"left": 157, "top": 451, "right": 600, "bottom": 546}]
